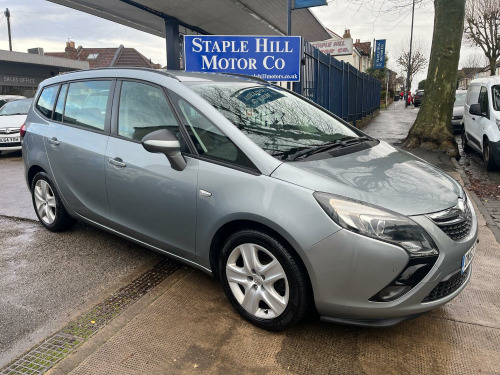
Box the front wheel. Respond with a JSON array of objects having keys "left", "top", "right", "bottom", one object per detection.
[
  {"left": 219, "top": 230, "right": 310, "bottom": 331},
  {"left": 462, "top": 130, "right": 472, "bottom": 153},
  {"left": 483, "top": 139, "right": 496, "bottom": 171},
  {"left": 31, "top": 172, "right": 75, "bottom": 232}
]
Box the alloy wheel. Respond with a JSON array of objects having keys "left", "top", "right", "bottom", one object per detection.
[
  {"left": 225, "top": 243, "right": 289, "bottom": 319},
  {"left": 34, "top": 179, "right": 57, "bottom": 224}
]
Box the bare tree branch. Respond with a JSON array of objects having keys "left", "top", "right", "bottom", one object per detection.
[
  {"left": 464, "top": 0, "right": 500, "bottom": 75},
  {"left": 396, "top": 38, "right": 428, "bottom": 88},
  {"left": 461, "top": 52, "right": 489, "bottom": 68}
]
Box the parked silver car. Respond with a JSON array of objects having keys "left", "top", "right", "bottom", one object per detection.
[
  {"left": 23, "top": 68, "right": 478, "bottom": 330},
  {"left": 452, "top": 89, "right": 467, "bottom": 133}
]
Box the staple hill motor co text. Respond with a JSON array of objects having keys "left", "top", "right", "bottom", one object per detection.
[{"left": 189, "top": 37, "right": 295, "bottom": 70}]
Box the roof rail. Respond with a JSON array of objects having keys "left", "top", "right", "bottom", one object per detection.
[{"left": 59, "top": 67, "right": 181, "bottom": 81}]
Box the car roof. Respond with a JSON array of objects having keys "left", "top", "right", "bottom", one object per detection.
[
  {"left": 469, "top": 75, "right": 500, "bottom": 86},
  {"left": 39, "top": 67, "right": 268, "bottom": 88}
]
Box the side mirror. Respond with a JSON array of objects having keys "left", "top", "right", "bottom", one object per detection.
[
  {"left": 469, "top": 103, "right": 483, "bottom": 117},
  {"left": 142, "top": 128, "right": 186, "bottom": 171}
]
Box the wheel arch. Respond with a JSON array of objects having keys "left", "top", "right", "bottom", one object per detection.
[
  {"left": 27, "top": 165, "right": 46, "bottom": 188},
  {"left": 483, "top": 135, "right": 489, "bottom": 146},
  {"left": 209, "top": 219, "right": 309, "bottom": 284}
]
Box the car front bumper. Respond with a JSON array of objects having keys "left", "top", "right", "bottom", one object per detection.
[
  {"left": 303, "top": 200, "right": 478, "bottom": 326},
  {"left": 451, "top": 118, "right": 463, "bottom": 131}
]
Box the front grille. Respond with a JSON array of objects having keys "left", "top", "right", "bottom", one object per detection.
[
  {"left": 422, "top": 267, "right": 470, "bottom": 302},
  {"left": 428, "top": 197, "right": 472, "bottom": 241},
  {"left": 0, "top": 142, "right": 21, "bottom": 147},
  {"left": 0, "top": 128, "right": 20, "bottom": 134}
]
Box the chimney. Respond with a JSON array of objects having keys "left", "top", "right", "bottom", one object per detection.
[
  {"left": 65, "top": 40, "right": 77, "bottom": 59},
  {"left": 356, "top": 39, "right": 360, "bottom": 44},
  {"left": 343, "top": 29, "right": 351, "bottom": 39}
]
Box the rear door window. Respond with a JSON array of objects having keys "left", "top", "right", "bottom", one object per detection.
[
  {"left": 63, "top": 81, "right": 112, "bottom": 132},
  {"left": 36, "top": 86, "right": 58, "bottom": 119}
]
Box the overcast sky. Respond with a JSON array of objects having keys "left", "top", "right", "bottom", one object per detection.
[{"left": 0, "top": 0, "right": 481, "bottom": 90}]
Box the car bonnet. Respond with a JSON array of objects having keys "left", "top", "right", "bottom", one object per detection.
[{"left": 270, "top": 141, "right": 461, "bottom": 216}]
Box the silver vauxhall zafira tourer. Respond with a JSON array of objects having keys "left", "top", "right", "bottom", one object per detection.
[{"left": 23, "top": 68, "right": 478, "bottom": 330}]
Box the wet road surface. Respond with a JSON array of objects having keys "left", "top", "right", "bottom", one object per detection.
[
  {"left": 0, "top": 152, "right": 158, "bottom": 367},
  {"left": 363, "top": 101, "right": 456, "bottom": 173}
]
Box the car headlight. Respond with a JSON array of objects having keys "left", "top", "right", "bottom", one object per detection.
[
  {"left": 314, "top": 192, "right": 438, "bottom": 257},
  {"left": 496, "top": 118, "right": 500, "bottom": 131}
]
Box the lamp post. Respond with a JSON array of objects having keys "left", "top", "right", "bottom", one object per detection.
[
  {"left": 287, "top": 0, "right": 292, "bottom": 35},
  {"left": 4, "top": 8, "right": 12, "bottom": 51},
  {"left": 405, "top": 0, "right": 415, "bottom": 108}
]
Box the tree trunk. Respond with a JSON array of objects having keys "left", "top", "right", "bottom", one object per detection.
[
  {"left": 490, "top": 59, "right": 496, "bottom": 76},
  {"left": 402, "top": 0, "right": 465, "bottom": 157}
]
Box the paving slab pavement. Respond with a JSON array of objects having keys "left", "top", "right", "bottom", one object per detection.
[{"left": 45, "top": 196, "right": 500, "bottom": 375}]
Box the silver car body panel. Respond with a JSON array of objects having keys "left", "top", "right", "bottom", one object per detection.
[{"left": 271, "top": 141, "right": 462, "bottom": 216}]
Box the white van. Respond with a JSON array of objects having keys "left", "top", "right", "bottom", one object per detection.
[{"left": 462, "top": 76, "right": 500, "bottom": 170}]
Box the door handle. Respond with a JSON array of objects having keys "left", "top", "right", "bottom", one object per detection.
[
  {"left": 108, "top": 157, "right": 126, "bottom": 168},
  {"left": 47, "top": 137, "right": 60, "bottom": 145},
  {"left": 472, "top": 117, "right": 475, "bottom": 121}
]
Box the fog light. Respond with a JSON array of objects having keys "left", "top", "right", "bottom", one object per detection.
[
  {"left": 369, "top": 256, "right": 437, "bottom": 302},
  {"left": 377, "top": 285, "right": 412, "bottom": 301}
]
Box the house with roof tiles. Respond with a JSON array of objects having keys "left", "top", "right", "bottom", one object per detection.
[{"left": 45, "top": 41, "right": 160, "bottom": 69}]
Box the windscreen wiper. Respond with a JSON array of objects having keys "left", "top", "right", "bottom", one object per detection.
[
  {"left": 270, "top": 145, "right": 319, "bottom": 160},
  {"left": 289, "top": 136, "right": 373, "bottom": 161}
]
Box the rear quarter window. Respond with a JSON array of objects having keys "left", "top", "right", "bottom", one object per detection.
[{"left": 36, "top": 86, "right": 58, "bottom": 119}]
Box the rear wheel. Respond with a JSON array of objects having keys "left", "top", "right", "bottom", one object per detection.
[
  {"left": 219, "top": 230, "right": 310, "bottom": 331},
  {"left": 31, "top": 172, "right": 75, "bottom": 232},
  {"left": 483, "top": 139, "right": 496, "bottom": 171}
]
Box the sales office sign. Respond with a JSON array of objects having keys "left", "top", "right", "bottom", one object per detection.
[{"left": 184, "top": 36, "right": 302, "bottom": 82}]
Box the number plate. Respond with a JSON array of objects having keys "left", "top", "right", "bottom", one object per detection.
[
  {"left": 0, "top": 137, "right": 20, "bottom": 143},
  {"left": 461, "top": 242, "right": 477, "bottom": 274}
]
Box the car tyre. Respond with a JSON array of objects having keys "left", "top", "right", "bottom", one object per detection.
[
  {"left": 31, "top": 172, "right": 75, "bottom": 232},
  {"left": 462, "top": 130, "right": 472, "bottom": 153},
  {"left": 483, "top": 139, "right": 496, "bottom": 171},
  {"left": 219, "top": 229, "right": 310, "bottom": 331}
]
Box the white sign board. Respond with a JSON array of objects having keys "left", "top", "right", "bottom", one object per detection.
[{"left": 310, "top": 38, "right": 353, "bottom": 56}]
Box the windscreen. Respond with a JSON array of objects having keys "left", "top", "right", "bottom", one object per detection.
[
  {"left": 0, "top": 99, "right": 33, "bottom": 116},
  {"left": 186, "top": 82, "right": 359, "bottom": 155}
]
